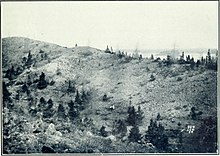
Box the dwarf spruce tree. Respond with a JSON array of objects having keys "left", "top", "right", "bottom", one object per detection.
[
  {"left": 128, "top": 124, "right": 141, "bottom": 143},
  {"left": 37, "top": 72, "right": 47, "bottom": 89},
  {"left": 81, "top": 90, "right": 89, "bottom": 109},
  {"left": 57, "top": 104, "right": 66, "bottom": 118},
  {"left": 27, "top": 75, "right": 32, "bottom": 86},
  {"left": 26, "top": 51, "right": 32, "bottom": 68},
  {"left": 5, "top": 66, "right": 16, "bottom": 80},
  {"left": 136, "top": 106, "right": 144, "bottom": 125},
  {"left": 100, "top": 126, "right": 108, "bottom": 137},
  {"left": 127, "top": 105, "right": 144, "bottom": 126},
  {"left": 43, "top": 100, "right": 54, "bottom": 118},
  {"left": 196, "top": 60, "right": 201, "bottom": 67},
  {"left": 145, "top": 119, "right": 168, "bottom": 150},
  {"left": 67, "top": 80, "right": 75, "bottom": 93},
  {"left": 190, "top": 57, "right": 195, "bottom": 69},
  {"left": 75, "top": 90, "right": 83, "bottom": 110},
  {"left": 151, "top": 54, "right": 154, "bottom": 60},
  {"left": 127, "top": 106, "right": 136, "bottom": 126},
  {"left": 68, "top": 100, "right": 79, "bottom": 120},
  {"left": 3, "top": 82, "right": 11, "bottom": 107},
  {"left": 112, "top": 119, "right": 127, "bottom": 137}
]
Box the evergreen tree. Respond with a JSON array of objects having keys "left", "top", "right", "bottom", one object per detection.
[
  {"left": 128, "top": 125, "right": 141, "bottom": 143},
  {"left": 5, "top": 66, "right": 16, "bottom": 80},
  {"left": 166, "top": 55, "right": 172, "bottom": 66},
  {"left": 207, "top": 49, "right": 211, "bottom": 65},
  {"left": 158, "top": 122, "right": 165, "bottom": 133},
  {"left": 122, "top": 51, "right": 125, "bottom": 57},
  {"left": 26, "top": 51, "right": 32, "bottom": 68},
  {"left": 201, "top": 56, "right": 205, "bottom": 65},
  {"left": 150, "top": 74, "right": 156, "bottom": 81},
  {"left": 3, "top": 82, "right": 11, "bottom": 100},
  {"left": 139, "top": 54, "right": 143, "bottom": 60},
  {"left": 127, "top": 105, "right": 144, "bottom": 126},
  {"left": 81, "top": 90, "right": 89, "bottom": 109},
  {"left": 11, "top": 66, "right": 15, "bottom": 76},
  {"left": 67, "top": 80, "right": 75, "bottom": 93},
  {"left": 27, "top": 96, "right": 34, "bottom": 108},
  {"left": 68, "top": 100, "right": 79, "bottom": 120},
  {"left": 197, "top": 116, "right": 217, "bottom": 152},
  {"left": 3, "top": 82, "right": 12, "bottom": 107},
  {"left": 136, "top": 106, "right": 144, "bottom": 125},
  {"left": 190, "top": 57, "right": 195, "bottom": 69},
  {"left": 118, "top": 51, "right": 123, "bottom": 59},
  {"left": 196, "top": 60, "right": 201, "bottom": 67},
  {"left": 179, "top": 52, "right": 185, "bottom": 64},
  {"left": 15, "top": 90, "right": 20, "bottom": 100},
  {"left": 39, "top": 97, "right": 46, "bottom": 111},
  {"left": 112, "top": 119, "right": 127, "bottom": 137},
  {"left": 156, "top": 113, "right": 161, "bottom": 121},
  {"left": 43, "top": 99, "right": 54, "bottom": 118},
  {"left": 57, "top": 104, "right": 66, "bottom": 118},
  {"left": 16, "top": 67, "right": 23, "bottom": 75},
  {"left": 68, "top": 100, "right": 75, "bottom": 109},
  {"left": 100, "top": 126, "right": 108, "bottom": 137},
  {"left": 118, "top": 120, "right": 127, "bottom": 136},
  {"left": 44, "top": 53, "right": 48, "bottom": 59},
  {"left": 146, "top": 119, "right": 158, "bottom": 142},
  {"left": 47, "top": 99, "right": 53, "bottom": 109},
  {"left": 181, "top": 51, "right": 184, "bottom": 58},
  {"left": 127, "top": 106, "right": 136, "bottom": 126},
  {"left": 22, "top": 57, "right": 27, "bottom": 64},
  {"left": 27, "top": 75, "right": 32, "bottom": 86},
  {"left": 37, "top": 72, "right": 47, "bottom": 89},
  {"left": 156, "top": 133, "right": 168, "bottom": 150},
  {"left": 186, "top": 55, "right": 191, "bottom": 63},
  {"left": 75, "top": 90, "right": 83, "bottom": 110},
  {"left": 5, "top": 69, "right": 11, "bottom": 80},
  {"left": 145, "top": 119, "right": 168, "bottom": 150},
  {"left": 21, "top": 83, "right": 28, "bottom": 93},
  {"left": 102, "top": 94, "right": 108, "bottom": 101},
  {"left": 26, "top": 88, "right": 30, "bottom": 96},
  {"left": 205, "top": 49, "right": 217, "bottom": 70},
  {"left": 105, "top": 45, "right": 111, "bottom": 53},
  {"left": 40, "top": 97, "right": 46, "bottom": 104},
  {"left": 151, "top": 54, "right": 154, "bottom": 60},
  {"left": 75, "top": 90, "right": 81, "bottom": 104},
  {"left": 205, "top": 56, "right": 208, "bottom": 65},
  {"left": 191, "top": 107, "right": 196, "bottom": 120}
]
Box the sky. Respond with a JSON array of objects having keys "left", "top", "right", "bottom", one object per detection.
[{"left": 1, "top": 1, "right": 218, "bottom": 50}]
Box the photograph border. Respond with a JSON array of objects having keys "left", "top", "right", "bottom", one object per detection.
[{"left": 1, "top": 0, "right": 219, "bottom": 155}]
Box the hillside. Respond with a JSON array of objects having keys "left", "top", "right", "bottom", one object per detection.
[{"left": 2, "top": 37, "right": 217, "bottom": 154}]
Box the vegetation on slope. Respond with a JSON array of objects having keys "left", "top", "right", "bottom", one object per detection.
[{"left": 2, "top": 37, "right": 218, "bottom": 154}]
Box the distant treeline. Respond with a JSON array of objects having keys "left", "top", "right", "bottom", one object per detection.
[{"left": 105, "top": 46, "right": 217, "bottom": 71}]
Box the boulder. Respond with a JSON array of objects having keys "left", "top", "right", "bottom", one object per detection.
[
  {"left": 45, "top": 123, "right": 56, "bottom": 136},
  {"left": 45, "top": 123, "right": 62, "bottom": 137}
]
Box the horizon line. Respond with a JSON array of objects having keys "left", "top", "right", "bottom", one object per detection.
[{"left": 2, "top": 36, "right": 218, "bottom": 51}]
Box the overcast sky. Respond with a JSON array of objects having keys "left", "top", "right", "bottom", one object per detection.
[{"left": 1, "top": 1, "right": 218, "bottom": 50}]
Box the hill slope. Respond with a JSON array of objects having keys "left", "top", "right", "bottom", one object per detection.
[{"left": 2, "top": 37, "right": 217, "bottom": 153}]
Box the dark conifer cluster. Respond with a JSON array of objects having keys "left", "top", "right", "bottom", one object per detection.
[{"left": 145, "top": 118, "right": 168, "bottom": 150}]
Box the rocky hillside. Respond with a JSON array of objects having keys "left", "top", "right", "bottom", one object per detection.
[{"left": 2, "top": 37, "right": 217, "bottom": 154}]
